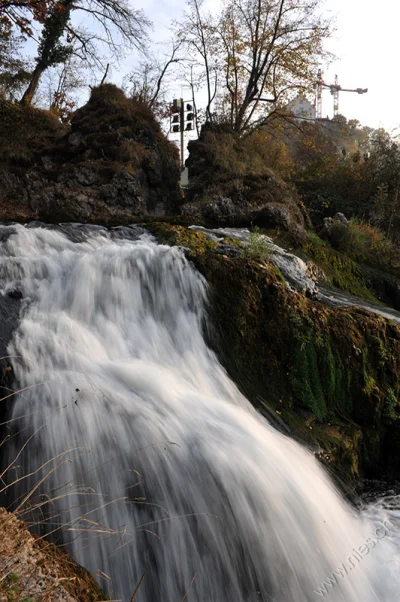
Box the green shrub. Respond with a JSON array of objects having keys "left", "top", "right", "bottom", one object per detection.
[
  {"left": 243, "top": 228, "right": 271, "bottom": 261},
  {"left": 327, "top": 220, "right": 399, "bottom": 274},
  {"left": 383, "top": 388, "right": 400, "bottom": 424}
]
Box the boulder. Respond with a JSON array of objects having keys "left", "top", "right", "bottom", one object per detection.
[{"left": 322, "top": 212, "right": 349, "bottom": 235}]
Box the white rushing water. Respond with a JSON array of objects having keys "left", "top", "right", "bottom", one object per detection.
[{"left": 1, "top": 223, "right": 400, "bottom": 601}]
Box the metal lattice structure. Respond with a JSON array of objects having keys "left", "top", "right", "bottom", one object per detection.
[{"left": 314, "top": 72, "right": 368, "bottom": 118}]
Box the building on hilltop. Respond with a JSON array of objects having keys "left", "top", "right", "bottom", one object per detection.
[{"left": 287, "top": 95, "right": 316, "bottom": 121}]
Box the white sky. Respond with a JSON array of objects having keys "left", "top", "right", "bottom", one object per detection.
[
  {"left": 123, "top": 0, "right": 399, "bottom": 134},
  {"left": 323, "top": 0, "right": 399, "bottom": 133}
]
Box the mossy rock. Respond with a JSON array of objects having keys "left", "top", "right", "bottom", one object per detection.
[
  {"left": 146, "top": 223, "right": 218, "bottom": 257},
  {"left": 185, "top": 122, "right": 292, "bottom": 206}
]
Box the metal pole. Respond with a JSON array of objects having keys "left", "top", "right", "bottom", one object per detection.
[
  {"left": 333, "top": 75, "right": 339, "bottom": 117},
  {"left": 180, "top": 98, "right": 184, "bottom": 169}
]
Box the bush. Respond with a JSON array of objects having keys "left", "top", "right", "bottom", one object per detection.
[
  {"left": 327, "top": 220, "right": 399, "bottom": 273},
  {"left": 243, "top": 227, "right": 271, "bottom": 261}
]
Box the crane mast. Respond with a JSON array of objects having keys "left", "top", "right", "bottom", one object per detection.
[{"left": 314, "top": 70, "right": 368, "bottom": 118}]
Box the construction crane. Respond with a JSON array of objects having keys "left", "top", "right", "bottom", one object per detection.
[{"left": 314, "top": 70, "right": 368, "bottom": 118}]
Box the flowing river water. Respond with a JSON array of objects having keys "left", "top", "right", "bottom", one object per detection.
[{"left": 1, "top": 223, "right": 400, "bottom": 601}]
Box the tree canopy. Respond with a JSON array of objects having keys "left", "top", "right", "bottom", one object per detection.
[{"left": 176, "top": 0, "right": 331, "bottom": 133}]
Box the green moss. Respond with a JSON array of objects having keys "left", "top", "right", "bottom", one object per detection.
[
  {"left": 383, "top": 388, "right": 400, "bottom": 424},
  {"left": 289, "top": 321, "right": 353, "bottom": 422},
  {"left": 300, "top": 236, "right": 376, "bottom": 300},
  {"left": 222, "top": 236, "right": 244, "bottom": 247},
  {"left": 146, "top": 222, "right": 218, "bottom": 257},
  {"left": 270, "top": 264, "right": 285, "bottom": 282},
  {"left": 292, "top": 332, "right": 326, "bottom": 420}
]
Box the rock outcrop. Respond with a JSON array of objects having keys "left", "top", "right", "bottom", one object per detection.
[
  {"left": 182, "top": 122, "right": 306, "bottom": 232},
  {"left": 0, "top": 85, "right": 181, "bottom": 224}
]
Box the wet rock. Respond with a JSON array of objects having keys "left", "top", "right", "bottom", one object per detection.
[
  {"left": 215, "top": 243, "right": 242, "bottom": 257},
  {"left": 361, "top": 265, "right": 400, "bottom": 310},
  {"left": 26, "top": 220, "right": 47, "bottom": 228},
  {"left": 190, "top": 225, "right": 318, "bottom": 296},
  {"left": 7, "top": 289, "right": 22, "bottom": 300}
]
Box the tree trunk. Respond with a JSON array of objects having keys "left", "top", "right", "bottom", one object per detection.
[
  {"left": 20, "top": 0, "right": 72, "bottom": 106},
  {"left": 21, "top": 63, "right": 46, "bottom": 105}
]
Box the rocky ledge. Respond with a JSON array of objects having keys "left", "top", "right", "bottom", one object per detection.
[{"left": 0, "top": 508, "right": 107, "bottom": 601}]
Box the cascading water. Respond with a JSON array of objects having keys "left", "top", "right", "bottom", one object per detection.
[{"left": 1, "top": 223, "right": 400, "bottom": 601}]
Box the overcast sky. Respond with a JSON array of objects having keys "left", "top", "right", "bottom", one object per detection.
[
  {"left": 123, "top": 0, "right": 398, "bottom": 134},
  {"left": 323, "top": 0, "right": 398, "bottom": 133}
]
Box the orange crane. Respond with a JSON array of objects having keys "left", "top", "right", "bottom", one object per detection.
[{"left": 314, "top": 70, "right": 368, "bottom": 118}]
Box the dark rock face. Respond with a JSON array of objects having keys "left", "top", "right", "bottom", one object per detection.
[
  {"left": 0, "top": 291, "right": 20, "bottom": 426},
  {"left": 201, "top": 196, "right": 246, "bottom": 226},
  {"left": 361, "top": 265, "right": 400, "bottom": 310},
  {"left": 0, "top": 85, "right": 182, "bottom": 224},
  {"left": 250, "top": 202, "right": 304, "bottom": 231}
]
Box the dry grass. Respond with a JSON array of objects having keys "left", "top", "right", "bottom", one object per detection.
[{"left": 0, "top": 100, "right": 66, "bottom": 166}]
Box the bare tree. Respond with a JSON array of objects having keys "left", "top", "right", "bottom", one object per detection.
[
  {"left": 36, "top": 55, "right": 88, "bottom": 121},
  {"left": 124, "top": 40, "right": 182, "bottom": 112},
  {"left": 220, "top": 0, "right": 331, "bottom": 133},
  {"left": 176, "top": 0, "right": 331, "bottom": 134},
  {"left": 0, "top": 21, "right": 31, "bottom": 99},
  {"left": 174, "top": 0, "right": 218, "bottom": 123}
]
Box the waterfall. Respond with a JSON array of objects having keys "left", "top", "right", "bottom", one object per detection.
[{"left": 1, "top": 223, "right": 399, "bottom": 601}]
